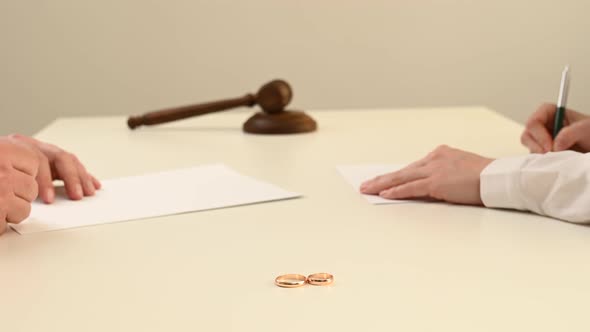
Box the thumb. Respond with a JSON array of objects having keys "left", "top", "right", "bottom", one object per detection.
[{"left": 554, "top": 121, "right": 590, "bottom": 151}]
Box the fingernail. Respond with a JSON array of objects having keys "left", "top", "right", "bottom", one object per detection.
[
  {"left": 76, "top": 184, "right": 83, "bottom": 198},
  {"left": 360, "top": 183, "right": 368, "bottom": 191},
  {"left": 379, "top": 190, "right": 390, "bottom": 197},
  {"left": 46, "top": 189, "right": 55, "bottom": 203},
  {"left": 87, "top": 180, "right": 95, "bottom": 195}
]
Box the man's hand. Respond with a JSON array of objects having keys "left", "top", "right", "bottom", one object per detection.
[
  {"left": 0, "top": 135, "right": 101, "bottom": 235},
  {"left": 8, "top": 134, "right": 101, "bottom": 203},
  {"left": 521, "top": 103, "right": 590, "bottom": 153},
  {"left": 0, "top": 138, "right": 40, "bottom": 234},
  {"left": 360, "top": 145, "right": 494, "bottom": 205}
]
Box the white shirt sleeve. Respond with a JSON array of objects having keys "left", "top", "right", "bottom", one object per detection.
[{"left": 480, "top": 151, "right": 590, "bottom": 224}]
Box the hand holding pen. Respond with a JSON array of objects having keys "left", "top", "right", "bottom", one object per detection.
[{"left": 521, "top": 67, "right": 590, "bottom": 153}]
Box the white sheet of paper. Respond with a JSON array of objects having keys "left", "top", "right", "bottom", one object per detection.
[
  {"left": 337, "top": 164, "right": 407, "bottom": 204},
  {"left": 13, "top": 164, "right": 300, "bottom": 234}
]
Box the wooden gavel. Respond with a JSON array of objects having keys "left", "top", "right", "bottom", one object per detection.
[{"left": 127, "top": 80, "right": 317, "bottom": 134}]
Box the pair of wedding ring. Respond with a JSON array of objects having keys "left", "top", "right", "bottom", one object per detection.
[{"left": 274, "top": 273, "right": 334, "bottom": 288}]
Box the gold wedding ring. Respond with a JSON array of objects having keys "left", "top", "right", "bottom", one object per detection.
[
  {"left": 307, "top": 273, "right": 334, "bottom": 286},
  {"left": 275, "top": 274, "right": 307, "bottom": 288}
]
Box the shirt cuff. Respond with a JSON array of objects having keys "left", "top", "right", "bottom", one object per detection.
[{"left": 480, "top": 155, "right": 530, "bottom": 210}]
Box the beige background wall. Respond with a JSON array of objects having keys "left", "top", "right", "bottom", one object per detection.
[{"left": 1, "top": 0, "right": 589, "bottom": 135}]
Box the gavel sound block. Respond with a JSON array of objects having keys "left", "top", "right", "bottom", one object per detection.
[{"left": 127, "top": 80, "right": 317, "bottom": 134}]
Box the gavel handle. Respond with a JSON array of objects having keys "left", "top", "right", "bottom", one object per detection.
[{"left": 127, "top": 93, "right": 257, "bottom": 129}]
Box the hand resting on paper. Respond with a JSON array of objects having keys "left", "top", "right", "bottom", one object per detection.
[
  {"left": 0, "top": 134, "right": 101, "bottom": 235},
  {"left": 360, "top": 145, "right": 493, "bottom": 205}
]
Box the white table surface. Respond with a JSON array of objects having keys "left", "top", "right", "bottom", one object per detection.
[{"left": 2, "top": 107, "right": 590, "bottom": 332}]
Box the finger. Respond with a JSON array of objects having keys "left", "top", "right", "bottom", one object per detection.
[
  {"left": 554, "top": 120, "right": 590, "bottom": 151},
  {"left": 530, "top": 103, "right": 557, "bottom": 128},
  {"left": 6, "top": 196, "right": 32, "bottom": 224},
  {"left": 361, "top": 166, "right": 430, "bottom": 194},
  {"left": 75, "top": 160, "right": 95, "bottom": 196},
  {"left": 525, "top": 105, "right": 555, "bottom": 152},
  {"left": 525, "top": 122, "right": 553, "bottom": 152},
  {"left": 406, "top": 153, "right": 431, "bottom": 168},
  {"left": 11, "top": 170, "right": 38, "bottom": 202},
  {"left": 91, "top": 176, "right": 102, "bottom": 190},
  {"left": 360, "top": 153, "right": 431, "bottom": 194},
  {"left": 36, "top": 154, "right": 55, "bottom": 204},
  {"left": 53, "top": 153, "right": 84, "bottom": 200},
  {"left": 520, "top": 132, "right": 544, "bottom": 154},
  {"left": 379, "top": 178, "right": 431, "bottom": 200}
]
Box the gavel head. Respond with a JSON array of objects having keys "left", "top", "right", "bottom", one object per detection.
[{"left": 256, "top": 80, "right": 293, "bottom": 114}]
